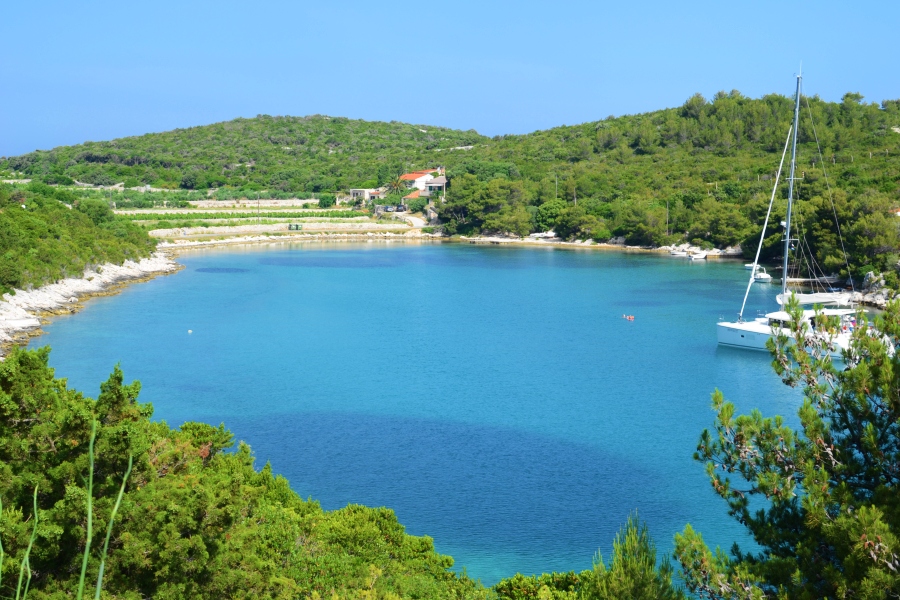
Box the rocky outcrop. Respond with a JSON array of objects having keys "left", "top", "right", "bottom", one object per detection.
[{"left": 849, "top": 271, "right": 896, "bottom": 308}]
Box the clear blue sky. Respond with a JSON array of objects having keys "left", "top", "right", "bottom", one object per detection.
[{"left": 2, "top": 0, "right": 898, "bottom": 157}]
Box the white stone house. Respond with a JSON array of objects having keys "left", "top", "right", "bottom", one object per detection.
[
  {"left": 422, "top": 175, "right": 446, "bottom": 198},
  {"left": 350, "top": 188, "right": 386, "bottom": 202}
]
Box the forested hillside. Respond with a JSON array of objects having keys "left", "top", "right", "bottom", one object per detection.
[
  {"left": 0, "top": 183, "right": 155, "bottom": 294},
  {"left": 1, "top": 116, "right": 486, "bottom": 192},
  {"left": 3, "top": 91, "right": 900, "bottom": 277},
  {"left": 440, "top": 92, "right": 900, "bottom": 278}
]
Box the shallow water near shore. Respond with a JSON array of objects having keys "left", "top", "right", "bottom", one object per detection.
[{"left": 32, "top": 242, "right": 799, "bottom": 584}]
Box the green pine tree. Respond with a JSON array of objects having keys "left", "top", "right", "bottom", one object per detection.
[{"left": 676, "top": 296, "right": 900, "bottom": 599}]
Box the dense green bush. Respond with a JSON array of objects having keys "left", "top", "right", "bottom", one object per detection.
[
  {"left": 0, "top": 347, "right": 489, "bottom": 599},
  {"left": 0, "top": 184, "right": 155, "bottom": 294},
  {"left": 407, "top": 197, "right": 428, "bottom": 213}
]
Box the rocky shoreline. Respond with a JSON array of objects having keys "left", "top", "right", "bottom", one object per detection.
[
  {"left": 853, "top": 272, "right": 897, "bottom": 309},
  {"left": 2, "top": 234, "right": 893, "bottom": 359},
  {"left": 170, "top": 229, "right": 732, "bottom": 253},
  {"left": 0, "top": 252, "right": 181, "bottom": 358}
]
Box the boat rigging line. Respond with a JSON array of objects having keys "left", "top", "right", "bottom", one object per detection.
[
  {"left": 738, "top": 126, "right": 792, "bottom": 321},
  {"left": 782, "top": 74, "right": 804, "bottom": 302},
  {"left": 805, "top": 96, "right": 855, "bottom": 291}
]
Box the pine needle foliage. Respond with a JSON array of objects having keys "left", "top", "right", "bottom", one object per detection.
[
  {"left": 583, "top": 515, "right": 685, "bottom": 600},
  {"left": 493, "top": 516, "right": 685, "bottom": 600},
  {"left": 676, "top": 297, "right": 900, "bottom": 598}
]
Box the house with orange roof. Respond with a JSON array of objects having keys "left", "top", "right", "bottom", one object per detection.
[{"left": 399, "top": 169, "right": 439, "bottom": 191}]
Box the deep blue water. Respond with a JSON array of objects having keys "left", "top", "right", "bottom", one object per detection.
[{"left": 30, "top": 242, "right": 799, "bottom": 584}]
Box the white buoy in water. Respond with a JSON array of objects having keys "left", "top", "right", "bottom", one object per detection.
[{"left": 188, "top": 330, "right": 192, "bottom": 334}]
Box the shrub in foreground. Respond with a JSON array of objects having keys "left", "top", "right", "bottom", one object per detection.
[{"left": 0, "top": 346, "right": 486, "bottom": 599}]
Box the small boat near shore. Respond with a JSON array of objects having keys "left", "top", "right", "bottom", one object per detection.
[
  {"left": 689, "top": 252, "right": 707, "bottom": 261},
  {"left": 753, "top": 267, "right": 772, "bottom": 282},
  {"left": 745, "top": 262, "right": 772, "bottom": 281}
]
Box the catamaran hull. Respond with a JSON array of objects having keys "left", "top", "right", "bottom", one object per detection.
[
  {"left": 717, "top": 321, "right": 849, "bottom": 358},
  {"left": 716, "top": 322, "right": 775, "bottom": 351}
]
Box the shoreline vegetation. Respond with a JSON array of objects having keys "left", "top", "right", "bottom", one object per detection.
[
  {"left": 3, "top": 92, "right": 898, "bottom": 288},
  {"left": 2, "top": 231, "right": 894, "bottom": 361}
]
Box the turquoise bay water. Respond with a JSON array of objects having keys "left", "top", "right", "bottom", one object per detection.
[{"left": 31, "top": 242, "right": 798, "bottom": 584}]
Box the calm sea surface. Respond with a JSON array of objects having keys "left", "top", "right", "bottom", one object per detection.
[{"left": 31, "top": 242, "right": 799, "bottom": 584}]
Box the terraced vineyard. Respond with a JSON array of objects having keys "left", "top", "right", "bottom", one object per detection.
[{"left": 115, "top": 202, "right": 422, "bottom": 240}]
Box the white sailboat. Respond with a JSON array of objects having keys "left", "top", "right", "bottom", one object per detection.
[{"left": 716, "top": 73, "right": 856, "bottom": 357}]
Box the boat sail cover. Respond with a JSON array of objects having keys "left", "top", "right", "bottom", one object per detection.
[{"left": 776, "top": 292, "right": 853, "bottom": 306}]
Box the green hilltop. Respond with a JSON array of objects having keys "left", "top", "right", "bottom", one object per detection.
[{"left": 1, "top": 115, "right": 486, "bottom": 191}]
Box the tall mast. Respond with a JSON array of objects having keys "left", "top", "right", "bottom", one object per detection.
[{"left": 781, "top": 73, "right": 802, "bottom": 299}]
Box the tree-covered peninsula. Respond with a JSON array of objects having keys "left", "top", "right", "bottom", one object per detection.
[{"left": 0, "top": 183, "right": 155, "bottom": 295}]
